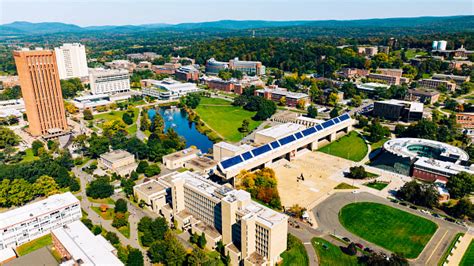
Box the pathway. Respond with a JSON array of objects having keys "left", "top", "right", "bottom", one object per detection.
[{"left": 446, "top": 232, "right": 473, "bottom": 266}]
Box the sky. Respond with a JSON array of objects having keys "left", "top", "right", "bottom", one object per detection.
[{"left": 0, "top": 0, "right": 472, "bottom": 26}]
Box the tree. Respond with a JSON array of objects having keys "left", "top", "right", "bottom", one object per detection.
[
  {"left": 352, "top": 95, "right": 362, "bottom": 107},
  {"left": 105, "top": 231, "right": 120, "bottom": 245},
  {"left": 198, "top": 233, "right": 207, "bottom": 249},
  {"left": 138, "top": 216, "right": 153, "bottom": 232},
  {"left": 397, "top": 181, "right": 439, "bottom": 208},
  {"left": 148, "top": 233, "right": 186, "bottom": 265},
  {"left": 93, "top": 226, "right": 103, "bottom": 235},
  {"left": 327, "top": 92, "right": 339, "bottom": 107},
  {"left": 279, "top": 96, "right": 287, "bottom": 106},
  {"left": 186, "top": 248, "right": 208, "bottom": 265},
  {"left": 182, "top": 93, "right": 201, "bottom": 109},
  {"left": 367, "top": 119, "right": 390, "bottom": 142},
  {"left": 86, "top": 177, "right": 114, "bottom": 199},
  {"left": 0, "top": 127, "right": 20, "bottom": 149},
  {"left": 81, "top": 218, "right": 94, "bottom": 230},
  {"left": 115, "top": 198, "right": 128, "bottom": 213},
  {"left": 83, "top": 109, "right": 93, "bottom": 120},
  {"left": 122, "top": 112, "right": 133, "bottom": 125},
  {"left": 288, "top": 204, "right": 306, "bottom": 218},
  {"left": 112, "top": 212, "right": 128, "bottom": 228},
  {"left": 103, "top": 120, "right": 128, "bottom": 138},
  {"left": 307, "top": 105, "right": 318, "bottom": 118},
  {"left": 127, "top": 248, "right": 144, "bottom": 266},
  {"left": 144, "top": 164, "right": 161, "bottom": 177},
  {"left": 348, "top": 166, "right": 367, "bottom": 179},
  {"left": 33, "top": 175, "right": 59, "bottom": 197},
  {"left": 254, "top": 99, "right": 276, "bottom": 120},
  {"left": 330, "top": 107, "right": 339, "bottom": 118},
  {"left": 447, "top": 172, "right": 474, "bottom": 199},
  {"left": 30, "top": 140, "right": 44, "bottom": 157},
  {"left": 87, "top": 134, "right": 110, "bottom": 158},
  {"left": 239, "top": 119, "right": 250, "bottom": 133},
  {"left": 218, "top": 70, "right": 232, "bottom": 81},
  {"left": 136, "top": 161, "right": 149, "bottom": 174},
  {"left": 60, "top": 78, "right": 84, "bottom": 98},
  {"left": 402, "top": 119, "right": 438, "bottom": 140}
]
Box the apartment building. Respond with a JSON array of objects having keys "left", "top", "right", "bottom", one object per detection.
[
  {"left": 54, "top": 43, "right": 88, "bottom": 80},
  {"left": 406, "top": 89, "right": 440, "bottom": 104},
  {"left": 141, "top": 78, "right": 200, "bottom": 100},
  {"left": 52, "top": 221, "right": 123, "bottom": 265},
  {"left": 99, "top": 149, "right": 138, "bottom": 176},
  {"left": 432, "top": 73, "right": 470, "bottom": 86},
  {"left": 340, "top": 68, "right": 369, "bottom": 79},
  {"left": 13, "top": 48, "right": 69, "bottom": 137},
  {"left": 255, "top": 87, "right": 309, "bottom": 107},
  {"left": 418, "top": 78, "right": 456, "bottom": 91},
  {"left": 0, "top": 192, "right": 81, "bottom": 250},
  {"left": 89, "top": 68, "right": 131, "bottom": 95},
  {"left": 377, "top": 68, "right": 403, "bottom": 78},
  {"left": 367, "top": 73, "right": 400, "bottom": 85},
  {"left": 456, "top": 113, "right": 474, "bottom": 129},
  {"left": 134, "top": 171, "right": 288, "bottom": 266}
]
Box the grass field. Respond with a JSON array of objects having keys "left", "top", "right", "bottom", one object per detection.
[
  {"left": 87, "top": 197, "right": 115, "bottom": 205},
  {"left": 312, "top": 237, "right": 359, "bottom": 266},
  {"left": 364, "top": 181, "right": 389, "bottom": 191},
  {"left": 339, "top": 202, "right": 437, "bottom": 258},
  {"left": 370, "top": 138, "right": 389, "bottom": 151},
  {"left": 94, "top": 108, "right": 139, "bottom": 135},
  {"left": 319, "top": 132, "right": 368, "bottom": 162},
  {"left": 118, "top": 224, "right": 131, "bottom": 238},
  {"left": 460, "top": 240, "right": 474, "bottom": 266},
  {"left": 20, "top": 148, "right": 39, "bottom": 163},
  {"left": 16, "top": 234, "right": 52, "bottom": 256},
  {"left": 281, "top": 234, "right": 309, "bottom": 266},
  {"left": 91, "top": 206, "right": 114, "bottom": 220},
  {"left": 195, "top": 97, "right": 262, "bottom": 142},
  {"left": 334, "top": 183, "right": 359, "bottom": 190}
]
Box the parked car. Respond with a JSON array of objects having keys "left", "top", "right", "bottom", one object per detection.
[
  {"left": 355, "top": 243, "right": 364, "bottom": 249},
  {"left": 342, "top": 237, "right": 351, "bottom": 242},
  {"left": 445, "top": 217, "right": 456, "bottom": 223},
  {"left": 399, "top": 202, "right": 408, "bottom": 206},
  {"left": 432, "top": 213, "right": 441, "bottom": 218},
  {"left": 364, "top": 247, "right": 374, "bottom": 253},
  {"left": 409, "top": 205, "right": 418, "bottom": 210}
]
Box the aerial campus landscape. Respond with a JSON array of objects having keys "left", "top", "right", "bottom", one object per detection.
[{"left": 0, "top": 1, "right": 473, "bottom": 266}]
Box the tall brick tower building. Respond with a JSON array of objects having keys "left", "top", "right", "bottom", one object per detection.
[{"left": 13, "top": 49, "right": 68, "bottom": 136}]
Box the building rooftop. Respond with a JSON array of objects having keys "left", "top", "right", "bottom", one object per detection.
[
  {"left": 356, "top": 82, "right": 390, "bottom": 91},
  {"left": 0, "top": 192, "right": 79, "bottom": 229},
  {"left": 377, "top": 99, "right": 423, "bottom": 113},
  {"left": 432, "top": 73, "right": 470, "bottom": 81},
  {"left": 408, "top": 88, "right": 440, "bottom": 96},
  {"left": 89, "top": 68, "right": 129, "bottom": 76},
  {"left": 73, "top": 94, "right": 110, "bottom": 102},
  {"left": 414, "top": 157, "right": 474, "bottom": 176},
  {"left": 384, "top": 138, "right": 469, "bottom": 162},
  {"left": 100, "top": 149, "right": 134, "bottom": 162},
  {"left": 162, "top": 147, "right": 201, "bottom": 161},
  {"left": 256, "top": 123, "right": 305, "bottom": 140},
  {"left": 52, "top": 221, "right": 123, "bottom": 266},
  {"left": 134, "top": 180, "right": 167, "bottom": 197},
  {"left": 185, "top": 157, "right": 218, "bottom": 171},
  {"left": 257, "top": 88, "right": 308, "bottom": 99}
]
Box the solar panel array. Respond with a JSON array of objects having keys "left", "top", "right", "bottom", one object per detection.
[{"left": 219, "top": 113, "right": 351, "bottom": 170}]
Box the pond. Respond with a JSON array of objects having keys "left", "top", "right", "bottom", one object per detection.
[{"left": 148, "top": 107, "right": 214, "bottom": 153}]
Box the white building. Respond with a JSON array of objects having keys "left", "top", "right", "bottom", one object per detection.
[
  {"left": 52, "top": 221, "right": 124, "bottom": 266},
  {"left": 0, "top": 192, "right": 81, "bottom": 250},
  {"left": 0, "top": 99, "right": 25, "bottom": 118},
  {"left": 141, "top": 78, "right": 201, "bottom": 100},
  {"left": 89, "top": 68, "right": 131, "bottom": 95},
  {"left": 72, "top": 94, "right": 112, "bottom": 110},
  {"left": 54, "top": 43, "right": 88, "bottom": 80}
]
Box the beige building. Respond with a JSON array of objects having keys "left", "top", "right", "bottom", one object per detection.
[
  {"left": 213, "top": 142, "right": 253, "bottom": 162},
  {"left": 254, "top": 123, "right": 305, "bottom": 145},
  {"left": 13, "top": 48, "right": 68, "bottom": 137},
  {"left": 134, "top": 171, "right": 288, "bottom": 266},
  {"left": 99, "top": 150, "right": 137, "bottom": 176},
  {"left": 418, "top": 79, "right": 456, "bottom": 91},
  {"left": 162, "top": 147, "right": 201, "bottom": 170}
]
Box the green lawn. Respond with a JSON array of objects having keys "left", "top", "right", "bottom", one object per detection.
[
  {"left": 118, "top": 224, "right": 130, "bottom": 239},
  {"left": 339, "top": 202, "right": 437, "bottom": 258},
  {"left": 460, "top": 240, "right": 474, "bottom": 266},
  {"left": 281, "top": 234, "right": 309, "bottom": 266},
  {"left": 195, "top": 97, "right": 262, "bottom": 142},
  {"left": 16, "top": 234, "right": 52, "bottom": 256},
  {"left": 91, "top": 206, "right": 114, "bottom": 220},
  {"left": 405, "top": 49, "right": 428, "bottom": 59},
  {"left": 87, "top": 197, "right": 115, "bottom": 205},
  {"left": 370, "top": 138, "right": 388, "bottom": 151},
  {"left": 334, "top": 183, "right": 359, "bottom": 190},
  {"left": 20, "top": 148, "right": 39, "bottom": 163},
  {"left": 319, "top": 132, "right": 368, "bottom": 162},
  {"left": 312, "top": 237, "right": 359, "bottom": 266},
  {"left": 94, "top": 108, "right": 139, "bottom": 135},
  {"left": 364, "top": 181, "right": 389, "bottom": 191}
]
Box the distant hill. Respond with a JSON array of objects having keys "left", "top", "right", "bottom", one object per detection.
[{"left": 1, "top": 16, "right": 472, "bottom": 37}]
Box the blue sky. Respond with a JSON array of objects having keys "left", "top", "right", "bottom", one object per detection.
[{"left": 0, "top": 0, "right": 472, "bottom": 26}]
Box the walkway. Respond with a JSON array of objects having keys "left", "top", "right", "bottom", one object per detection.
[{"left": 446, "top": 232, "right": 473, "bottom": 266}]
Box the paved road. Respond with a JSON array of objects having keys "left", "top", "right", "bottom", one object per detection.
[
  {"left": 313, "top": 192, "right": 467, "bottom": 265},
  {"left": 135, "top": 106, "right": 147, "bottom": 141},
  {"left": 288, "top": 220, "right": 322, "bottom": 266}
]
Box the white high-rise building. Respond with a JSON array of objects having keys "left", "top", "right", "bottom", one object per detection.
[
  {"left": 0, "top": 192, "right": 81, "bottom": 250},
  {"left": 89, "top": 68, "right": 131, "bottom": 95},
  {"left": 54, "top": 43, "right": 88, "bottom": 80}
]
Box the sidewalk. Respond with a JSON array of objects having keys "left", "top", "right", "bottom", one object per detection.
[{"left": 446, "top": 232, "right": 473, "bottom": 266}]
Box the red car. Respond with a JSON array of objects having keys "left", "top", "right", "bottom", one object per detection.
[{"left": 355, "top": 243, "right": 364, "bottom": 249}]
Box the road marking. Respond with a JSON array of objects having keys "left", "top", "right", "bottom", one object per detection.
[
  {"left": 304, "top": 242, "right": 311, "bottom": 245},
  {"left": 426, "top": 230, "right": 449, "bottom": 263}
]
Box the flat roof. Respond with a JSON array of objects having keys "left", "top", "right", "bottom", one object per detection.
[
  {"left": 162, "top": 147, "right": 200, "bottom": 161},
  {"left": 377, "top": 99, "right": 423, "bottom": 112},
  {"left": 134, "top": 180, "right": 167, "bottom": 196},
  {"left": 384, "top": 138, "right": 469, "bottom": 161},
  {"left": 185, "top": 157, "right": 217, "bottom": 170},
  {"left": 52, "top": 221, "right": 123, "bottom": 266},
  {"left": 256, "top": 88, "right": 308, "bottom": 99},
  {"left": 73, "top": 94, "right": 110, "bottom": 101},
  {"left": 4, "top": 247, "right": 56, "bottom": 266},
  {"left": 414, "top": 157, "right": 474, "bottom": 176},
  {"left": 256, "top": 123, "right": 305, "bottom": 139},
  {"left": 0, "top": 192, "right": 79, "bottom": 229},
  {"left": 100, "top": 149, "right": 134, "bottom": 162}
]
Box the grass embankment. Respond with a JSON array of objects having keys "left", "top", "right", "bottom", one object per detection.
[
  {"left": 281, "top": 234, "right": 309, "bottom": 266},
  {"left": 194, "top": 97, "right": 262, "bottom": 142},
  {"left": 319, "top": 132, "right": 368, "bottom": 162},
  {"left": 339, "top": 202, "right": 437, "bottom": 258},
  {"left": 16, "top": 234, "right": 52, "bottom": 256},
  {"left": 312, "top": 237, "right": 359, "bottom": 266}
]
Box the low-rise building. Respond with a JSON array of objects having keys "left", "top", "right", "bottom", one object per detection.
[
  {"left": 89, "top": 68, "right": 131, "bottom": 95},
  {"left": 99, "top": 149, "right": 137, "bottom": 176},
  {"left": 213, "top": 142, "right": 253, "bottom": 162},
  {"left": 134, "top": 171, "right": 288, "bottom": 266},
  {"left": 255, "top": 87, "right": 309, "bottom": 107},
  {"left": 52, "top": 221, "right": 123, "bottom": 266},
  {"left": 153, "top": 63, "right": 181, "bottom": 75},
  {"left": 418, "top": 78, "right": 456, "bottom": 91},
  {"left": 206, "top": 58, "right": 229, "bottom": 75},
  {"left": 183, "top": 156, "right": 218, "bottom": 175},
  {"left": 105, "top": 60, "right": 136, "bottom": 73},
  {"left": 448, "top": 60, "right": 473, "bottom": 70},
  {"left": 175, "top": 65, "right": 199, "bottom": 82},
  {"left": 72, "top": 94, "right": 112, "bottom": 110},
  {"left": 367, "top": 73, "right": 400, "bottom": 85},
  {"left": 162, "top": 147, "right": 201, "bottom": 170},
  {"left": 356, "top": 82, "right": 390, "bottom": 93},
  {"left": 229, "top": 57, "right": 266, "bottom": 76},
  {"left": 377, "top": 68, "right": 403, "bottom": 78},
  {"left": 0, "top": 99, "right": 25, "bottom": 116},
  {"left": 406, "top": 88, "right": 440, "bottom": 104},
  {"left": 0, "top": 192, "right": 81, "bottom": 250},
  {"left": 413, "top": 157, "right": 474, "bottom": 182},
  {"left": 357, "top": 46, "right": 378, "bottom": 57},
  {"left": 141, "top": 78, "right": 201, "bottom": 100},
  {"left": 432, "top": 73, "right": 470, "bottom": 86},
  {"left": 0, "top": 76, "right": 20, "bottom": 89},
  {"left": 202, "top": 76, "right": 264, "bottom": 95},
  {"left": 340, "top": 68, "right": 369, "bottom": 79},
  {"left": 254, "top": 123, "right": 306, "bottom": 145},
  {"left": 137, "top": 61, "right": 152, "bottom": 69},
  {"left": 456, "top": 113, "right": 474, "bottom": 129},
  {"left": 373, "top": 99, "right": 423, "bottom": 121}
]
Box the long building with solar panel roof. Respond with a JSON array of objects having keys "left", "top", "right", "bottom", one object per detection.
[{"left": 217, "top": 113, "right": 354, "bottom": 179}]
